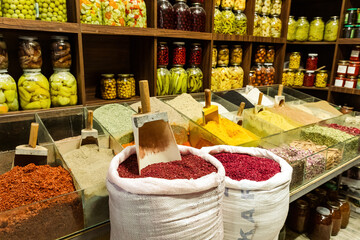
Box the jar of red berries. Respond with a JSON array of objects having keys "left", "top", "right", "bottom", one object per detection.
[
  {"left": 306, "top": 53, "right": 318, "bottom": 70},
  {"left": 174, "top": 0, "right": 192, "bottom": 31},
  {"left": 172, "top": 42, "right": 186, "bottom": 65},
  {"left": 157, "top": 42, "right": 169, "bottom": 66},
  {"left": 189, "top": 43, "right": 202, "bottom": 66},
  {"left": 158, "top": 0, "right": 175, "bottom": 29},
  {"left": 190, "top": 3, "right": 206, "bottom": 32}
]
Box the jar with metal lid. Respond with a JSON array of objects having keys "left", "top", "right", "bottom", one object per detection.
[
  {"left": 50, "top": 68, "right": 78, "bottom": 107},
  {"left": 289, "top": 52, "right": 301, "bottom": 69},
  {"left": 310, "top": 207, "right": 332, "bottom": 240},
  {"left": 218, "top": 45, "right": 230, "bottom": 66},
  {"left": 51, "top": 36, "right": 72, "bottom": 69},
  {"left": 296, "top": 17, "right": 310, "bottom": 41},
  {"left": 221, "top": 8, "right": 236, "bottom": 35},
  {"left": 189, "top": 43, "right": 202, "bottom": 66},
  {"left": 230, "top": 45, "right": 242, "bottom": 65},
  {"left": 0, "top": 35, "right": 8, "bottom": 70},
  {"left": 338, "top": 197, "right": 350, "bottom": 229},
  {"left": 266, "top": 46, "right": 275, "bottom": 63},
  {"left": 304, "top": 70, "right": 315, "bottom": 87},
  {"left": 234, "top": 10, "right": 247, "bottom": 35},
  {"left": 158, "top": 0, "right": 175, "bottom": 29},
  {"left": 214, "top": 7, "right": 222, "bottom": 34},
  {"left": 19, "top": 36, "right": 42, "bottom": 69},
  {"left": 309, "top": 17, "right": 325, "bottom": 41},
  {"left": 117, "top": 74, "right": 132, "bottom": 99},
  {"left": 212, "top": 45, "right": 218, "bottom": 68},
  {"left": 271, "top": 0, "right": 281, "bottom": 15},
  {"left": 172, "top": 42, "right": 186, "bottom": 65},
  {"left": 334, "top": 74, "right": 346, "bottom": 87},
  {"left": 157, "top": 66, "right": 171, "bottom": 96},
  {"left": 174, "top": 0, "right": 192, "bottom": 31},
  {"left": 345, "top": 8, "right": 358, "bottom": 25},
  {"left": 229, "top": 64, "right": 244, "bottom": 89},
  {"left": 337, "top": 60, "right": 349, "bottom": 75},
  {"left": 287, "top": 69, "right": 295, "bottom": 86},
  {"left": 314, "top": 188, "right": 327, "bottom": 205},
  {"left": 343, "top": 25, "right": 355, "bottom": 38},
  {"left": 221, "top": 0, "right": 235, "bottom": 8},
  {"left": 260, "top": 14, "right": 271, "bottom": 37},
  {"left": 324, "top": 16, "right": 339, "bottom": 42},
  {"left": 169, "top": 65, "right": 187, "bottom": 94},
  {"left": 347, "top": 61, "right": 360, "bottom": 76},
  {"left": 158, "top": 42, "right": 169, "bottom": 66},
  {"left": 255, "top": 45, "right": 266, "bottom": 63},
  {"left": 253, "top": 13, "right": 262, "bottom": 36},
  {"left": 345, "top": 76, "right": 357, "bottom": 88},
  {"left": 350, "top": 46, "right": 360, "bottom": 61},
  {"left": 186, "top": 65, "right": 203, "bottom": 93},
  {"left": 252, "top": 63, "right": 265, "bottom": 86},
  {"left": 270, "top": 14, "right": 282, "bottom": 38},
  {"left": 264, "top": 63, "right": 275, "bottom": 85},
  {"left": 326, "top": 201, "right": 342, "bottom": 236},
  {"left": 315, "top": 70, "right": 328, "bottom": 88},
  {"left": 234, "top": 0, "right": 246, "bottom": 11},
  {"left": 281, "top": 69, "right": 288, "bottom": 86},
  {"left": 129, "top": 74, "right": 136, "bottom": 96},
  {"left": 288, "top": 199, "right": 310, "bottom": 233},
  {"left": 249, "top": 70, "right": 256, "bottom": 86},
  {"left": 294, "top": 70, "right": 305, "bottom": 86},
  {"left": 190, "top": 3, "right": 206, "bottom": 32},
  {"left": 287, "top": 16, "right": 297, "bottom": 41},
  {"left": 306, "top": 53, "right": 318, "bottom": 70},
  {"left": 261, "top": 0, "right": 271, "bottom": 15},
  {"left": 0, "top": 69, "right": 18, "bottom": 112}
]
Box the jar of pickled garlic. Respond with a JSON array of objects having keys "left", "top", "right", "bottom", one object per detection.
[
  {"left": 296, "top": 16, "right": 310, "bottom": 42},
  {"left": 221, "top": 8, "right": 236, "bottom": 35},
  {"left": 253, "top": 13, "right": 262, "bottom": 36},
  {"left": 306, "top": 53, "right": 318, "bottom": 70},
  {"left": 289, "top": 52, "right": 301, "bottom": 69},
  {"left": 189, "top": 43, "right": 202, "bottom": 66},
  {"left": 255, "top": 45, "right": 266, "bottom": 63},
  {"left": 337, "top": 60, "right": 349, "bottom": 75},
  {"left": 129, "top": 74, "right": 136, "bottom": 96},
  {"left": 294, "top": 70, "right": 305, "bottom": 86},
  {"left": 234, "top": 10, "right": 247, "bottom": 35},
  {"left": 350, "top": 46, "right": 360, "bottom": 61},
  {"left": 271, "top": 0, "right": 281, "bottom": 15},
  {"left": 264, "top": 63, "right": 275, "bottom": 85},
  {"left": 345, "top": 76, "right": 357, "bottom": 88},
  {"left": 218, "top": 45, "right": 230, "bottom": 66},
  {"left": 266, "top": 46, "right": 275, "bottom": 63},
  {"left": 287, "top": 69, "right": 295, "bottom": 86},
  {"left": 212, "top": 45, "right": 218, "bottom": 68},
  {"left": 315, "top": 70, "right": 328, "bottom": 88},
  {"left": 249, "top": 70, "right": 256, "bottom": 85},
  {"left": 347, "top": 61, "right": 360, "bottom": 76},
  {"left": 230, "top": 45, "right": 243, "bottom": 65},
  {"left": 287, "top": 16, "right": 297, "bottom": 41},
  {"left": 261, "top": 14, "right": 271, "bottom": 37},
  {"left": 221, "top": 0, "right": 235, "bottom": 8},
  {"left": 334, "top": 75, "right": 346, "bottom": 87},
  {"left": 324, "top": 16, "right": 339, "bottom": 42},
  {"left": 172, "top": 42, "right": 186, "bottom": 65},
  {"left": 214, "top": 7, "right": 222, "bottom": 34},
  {"left": 157, "top": 42, "right": 169, "bottom": 66},
  {"left": 158, "top": 0, "right": 175, "bottom": 29},
  {"left": 309, "top": 17, "right": 325, "bottom": 41},
  {"left": 190, "top": 3, "right": 206, "bottom": 32},
  {"left": 270, "top": 14, "right": 282, "bottom": 38},
  {"left": 117, "top": 74, "right": 132, "bottom": 99},
  {"left": 234, "top": 0, "right": 246, "bottom": 11}
]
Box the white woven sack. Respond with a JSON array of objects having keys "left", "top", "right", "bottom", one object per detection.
[
  {"left": 201, "top": 146, "right": 293, "bottom": 240},
  {"left": 107, "top": 145, "right": 226, "bottom": 240}
]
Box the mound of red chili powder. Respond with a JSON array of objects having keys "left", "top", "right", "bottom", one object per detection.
[
  {"left": 213, "top": 153, "right": 281, "bottom": 181},
  {"left": 117, "top": 154, "right": 217, "bottom": 179}
]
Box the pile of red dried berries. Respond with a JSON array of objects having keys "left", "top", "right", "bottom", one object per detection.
[{"left": 325, "top": 123, "right": 360, "bottom": 136}]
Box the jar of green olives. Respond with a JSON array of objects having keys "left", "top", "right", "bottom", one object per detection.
[
  {"left": 3, "top": 0, "right": 36, "bottom": 19},
  {"left": 309, "top": 17, "right": 325, "bottom": 41},
  {"left": 117, "top": 74, "right": 132, "bottom": 99},
  {"left": 296, "top": 16, "right": 310, "bottom": 41},
  {"left": 101, "top": 74, "right": 116, "bottom": 100},
  {"left": 39, "top": 0, "right": 68, "bottom": 22}
]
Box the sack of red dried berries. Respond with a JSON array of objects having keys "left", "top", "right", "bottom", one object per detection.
[
  {"left": 201, "top": 145, "right": 293, "bottom": 240},
  {"left": 107, "top": 145, "right": 225, "bottom": 240}
]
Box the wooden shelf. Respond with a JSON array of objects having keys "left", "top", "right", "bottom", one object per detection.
[
  {"left": 338, "top": 38, "right": 360, "bottom": 44},
  {"left": 213, "top": 34, "right": 253, "bottom": 42},
  {"left": 287, "top": 41, "right": 336, "bottom": 45},
  {"left": 331, "top": 86, "right": 360, "bottom": 95},
  {"left": 0, "top": 105, "right": 84, "bottom": 118},
  {"left": 250, "top": 36, "right": 286, "bottom": 44},
  {"left": 85, "top": 96, "right": 141, "bottom": 106},
  {"left": 81, "top": 24, "right": 156, "bottom": 37},
  {"left": 292, "top": 86, "right": 329, "bottom": 91},
  {"left": 156, "top": 29, "right": 212, "bottom": 40}
]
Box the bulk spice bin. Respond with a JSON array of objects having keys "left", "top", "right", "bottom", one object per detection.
[{"left": 0, "top": 113, "right": 84, "bottom": 239}]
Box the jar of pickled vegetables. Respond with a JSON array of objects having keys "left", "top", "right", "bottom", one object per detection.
[
  {"left": 101, "top": 74, "right": 117, "bottom": 99},
  {"left": 350, "top": 46, "right": 360, "bottom": 61},
  {"left": 306, "top": 53, "right": 318, "bottom": 70},
  {"left": 310, "top": 207, "right": 332, "bottom": 240},
  {"left": 211, "top": 67, "right": 220, "bottom": 91},
  {"left": 344, "top": 8, "right": 358, "bottom": 25},
  {"left": 287, "top": 16, "right": 297, "bottom": 41},
  {"left": 157, "top": 66, "right": 171, "bottom": 96},
  {"left": 309, "top": 17, "right": 325, "bottom": 41},
  {"left": 324, "top": 16, "right": 339, "bottom": 42},
  {"left": 261, "top": 0, "right": 271, "bottom": 15},
  {"left": 221, "top": 8, "right": 236, "bottom": 35},
  {"left": 189, "top": 43, "right": 202, "bottom": 66},
  {"left": 253, "top": 63, "right": 265, "bottom": 86},
  {"left": 266, "top": 46, "right": 275, "bottom": 63},
  {"left": 264, "top": 63, "right": 275, "bottom": 85},
  {"left": 334, "top": 75, "right": 346, "bottom": 87},
  {"left": 218, "top": 45, "right": 230, "bottom": 66},
  {"left": 249, "top": 70, "right": 256, "bottom": 85},
  {"left": 230, "top": 45, "right": 242, "bottom": 65},
  {"left": 158, "top": 0, "right": 175, "bottom": 29},
  {"left": 50, "top": 68, "right": 78, "bottom": 107},
  {"left": 212, "top": 65, "right": 231, "bottom": 91},
  {"left": 282, "top": 69, "right": 288, "bottom": 86},
  {"left": 19, "top": 36, "right": 42, "bottom": 69},
  {"left": 234, "top": 0, "right": 246, "bottom": 11},
  {"left": 190, "top": 3, "right": 206, "bottom": 32},
  {"left": 271, "top": 15, "right": 282, "bottom": 38},
  {"left": 129, "top": 74, "right": 136, "bottom": 96},
  {"left": 214, "top": 7, "right": 222, "bottom": 34},
  {"left": 158, "top": 42, "right": 169, "bottom": 66},
  {"left": 174, "top": 0, "right": 191, "bottom": 31},
  {"left": 296, "top": 17, "right": 310, "bottom": 42},
  {"left": 315, "top": 70, "right": 328, "bottom": 88},
  {"left": 117, "top": 74, "right": 132, "bottom": 99},
  {"left": 215, "top": 0, "right": 221, "bottom": 7},
  {"left": 229, "top": 64, "right": 244, "bottom": 89},
  {"left": 125, "top": 0, "right": 147, "bottom": 28},
  {"left": 169, "top": 65, "right": 187, "bottom": 94},
  {"left": 172, "top": 42, "right": 186, "bottom": 65},
  {"left": 212, "top": 45, "right": 218, "bottom": 68},
  {"left": 0, "top": 70, "right": 18, "bottom": 113},
  {"left": 186, "top": 65, "right": 203, "bottom": 93},
  {"left": 304, "top": 70, "right": 315, "bottom": 87},
  {"left": 38, "top": 0, "right": 67, "bottom": 22},
  {"left": 51, "top": 36, "right": 72, "bottom": 69},
  {"left": 294, "top": 70, "right": 305, "bottom": 86},
  {"left": 234, "top": 10, "right": 247, "bottom": 35},
  {"left": 255, "top": 0, "right": 263, "bottom": 13},
  {"left": 0, "top": 35, "right": 8, "bottom": 70},
  {"left": 80, "top": 0, "right": 102, "bottom": 24},
  {"left": 255, "top": 45, "right": 266, "bottom": 63},
  {"left": 253, "top": 13, "right": 262, "bottom": 36},
  {"left": 347, "top": 61, "right": 360, "bottom": 76},
  {"left": 221, "top": 0, "right": 235, "bottom": 8},
  {"left": 102, "top": 0, "right": 126, "bottom": 26},
  {"left": 289, "top": 52, "right": 301, "bottom": 69},
  {"left": 3, "top": 0, "right": 36, "bottom": 19},
  {"left": 18, "top": 69, "right": 51, "bottom": 110},
  {"left": 337, "top": 60, "right": 349, "bottom": 75},
  {"left": 261, "top": 14, "right": 271, "bottom": 37},
  {"left": 287, "top": 69, "right": 295, "bottom": 86},
  {"left": 271, "top": 0, "right": 281, "bottom": 15},
  {"left": 345, "top": 76, "right": 357, "bottom": 88}
]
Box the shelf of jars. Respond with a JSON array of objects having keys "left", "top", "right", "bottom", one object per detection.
[
  {"left": 287, "top": 41, "right": 337, "bottom": 45},
  {"left": 331, "top": 86, "right": 360, "bottom": 96},
  {"left": 156, "top": 29, "right": 212, "bottom": 40},
  {"left": 80, "top": 24, "right": 156, "bottom": 37},
  {"left": 292, "top": 86, "right": 330, "bottom": 91}
]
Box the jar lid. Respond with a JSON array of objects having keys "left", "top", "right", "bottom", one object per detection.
[
  {"left": 287, "top": 69, "right": 294, "bottom": 72},
  {"left": 175, "top": 0, "right": 186, "bottom": 2},
  {"left": 344, "top": 25, "right": 355, "bottom": 27},
  {"left": 299, "top": 16, "right": 307, "bottom": 19},
  {"left": 337, "top": 74, "right": 346, "bottom": 77},
  {"left": 306, "top": 70, "right": 315, "bottom": 73},
  {"left": 296, "top": 199, "right": 309, "bottom": 209},
  {"left": 54, "top": 68, "right": 70, "bottom": 72},
  {"left": 249, "top": 70, "right": 255, "bottom": 73},
  {"left": 233, "top": 45, "right": 242, "bottom": 48},
  {"left": 316, "top": 207, "right": 330, "bottom": 216},
  {"left": 51, "top": 36, "right": 69, "bottom": 41},
  {"left": 292, "top": 52, "right": 300, "bottom": 54},
  {"left": 101, "top": 73, "right": 114, "bottom": 77},
  {"left": 234, "top": 10, "right": 243, "bottom": 14},
  {"left": 172, "top": 64, "right": 184, "bottom": 67},
  {"left": 347, "top": 8, "right": 358, "bottom": 11},
  {"left": 159, "top": 42, "right": 168, "bottom": 45},
  {"left": 259, "top": 45, "right": 266, "bottom": 48},
  {"left": 223, "top": 7, "right": 232, "bottom": 10},
  {"left": 314, "top": 17, "right": 322, "bottom": 19},
  {"left": 0, "top": 69, "right": 8, "bottom": 73},
  {"left": 192, "top": 43, "right": 201, "bottom": 46},
  {"left": 319, "top": 70, "right": 328, "bottom": 73},
  {"left": 19, "top": 36, "right": 38, "bottom": 41},
  {"left": 272, "top": 14, "right": 280, "bottom": 17},
  {"left": 173, "top": 42, "right": 185, "bottom": 45},
  {"left": 327, "top": 201, "right": 340, "bottom": 210},
  {"left": 129, "top": 74, "right": 134, "bottom": 77},
  {"left": 158, "top": 65, "right": 168, "bottom": 68},
  {"left": 338, "top": 60, "right": 349, "bottom": 64},
  {"left": 308, "top": 53, "right": 318, "bottom": 57},
  {"left": 217, "top": 64, "right": 228, "bottom": 67},
  {"left": 24, "top": 68, "right": 41, "bottom": 73},
  {"left": 330, "top": 16, "right": 339, "bottom": 19},
  {"left": 191, "top": 3, "right": 202, "bottom": 6},
  {"left": 231, "top": 64, "right": 241, "bottom": 67},
  {"left": 119, "top": 74, "right": 130, "bottom": 77},
  {"left": 264, "top": 63, "right": 273, "bottom": 66},
  {"left": 289, "top": 15, "right": 295, "bottom": 18},
  {"left": 219, "top": 45, "right": 229, "bottom": 48},
  {"left": 348, "top": 76, "right": 357, "bottom": 79}
]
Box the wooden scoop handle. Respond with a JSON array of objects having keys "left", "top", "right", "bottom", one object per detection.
[
  {"left": 278, "top": 85, "right": 283, "bottom": 96},
  {"left": 29, "top": 122, "right": 39, "bottom": 149},
  {"left": 237, "top": 102, "right": 246, "bottom": 116},
  {"left": 205, "top": 89, "right": 211, "bottom": 108},
  {"left": 87, "top": 110, "right": 94, "bottom": 130},
  {"left": 140, "top": 80, "right": 151, "bottom": 113},
  {"left": 315, "top": 66, "right": 326, "bottom": 71},
  {"left": 258, "top": 92, "right": 263, "bottom": 105}
]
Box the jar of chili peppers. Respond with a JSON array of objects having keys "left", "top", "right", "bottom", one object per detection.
[
  {"left": 306, "top": 53, "right": 318, "bottom": 70},
  {"left": 350, "top": 45, "right": 360, "bottom": 61},
  {"left": 304, "top": 70, "right": 315, "bottom": 87},
  {"left": 190, "top": 3, "right": 206, "bottom": 32},
  {"left": 253, "top": 63, "right": 265, "bottom": 86},
  {"left": 255, "top": 45, "right": 266, "bottom": 63},
  {"left": 266, "top": 46, "right": 275, "bottom": 63},
  {"left": 230, "top": 45, "right": 243, "bottom": 65},
  {"left": 158, "top": 0, "right": 175, "bottom": 29},
  {"left": 218, "top": 45, "right": 230, "bottom": 66},
  {"left": 174, "top": 0, "right": 192, "bottom": 31},
  {"left": 249, "top": 70, "right": 256, "bottom": 85},
  {"left": 347, "top": 61, "right": 360, "bottom": 77},
  {"left": 288, "top": 199, "right": 310, "bottom": 233},
  {"left": 337, "top": 60, "right": 349, "bottom": 75},
  {"left": 310, "top": 207, "right": 332, "bottom": 240},
  {"left": 338, "top": 197, "right": 350, "bottom": 229},
  {"left": 345, "top": 76, "right": 357, "bottom": 88},
  {"left": 212, "top": 45, "right": 218, "bottom": 68},
  {"left": 189, "top": 43, "right": 202, "bottom": 66},
  {"left": 172, "top": 42, "right": 186, "bottom": 65},
  {"left": 158, "top": 42, "right": 169, "bottom": 66},
  {"left": 264, "top": 63, "right": 275, "bottom": 85},
  {"left": 334, "top": 75, "right": 346, "bottom": 87},
  {"left": 326, "top": 201, "right": 342, "bottom": 236}
]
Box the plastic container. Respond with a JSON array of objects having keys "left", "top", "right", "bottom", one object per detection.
[
  {"left": 255, "top": 45, "right": 266, "bottom": 63},
  {"left": 174, "top": 0, "right": 192, "bottom": 31},
  {"left": 18, "top": 36, "right": 42, "bottom": 69},
  {"left": 338, "top": 197, "right": 350, "bottom": 229},
  {"left": 324, "top": 16, "right": 339, "bottom": 42},
  {"left": 80, "top": 0, "right": 102, "bottom": 24},
  {"left": 303, "top": 70, "right": 315, "bottom": 87},
  {"left": 344, "top": 76, "right": 357, "bottom": 88},
  {"left": 218, "top": 45, "right": 230, "bottom": 66},
  {"left": 169, "top": 65, "right": 187, "bottom": 94},
  {"left": 221, "top": 0, "right": 235, "bottom": 9},
  {"left": 186, "top": 66, "right": 203, "bottom": 93},
  {"left": 310, "top": 207, "right": 332, "bottom": 240},
  {"left": 51, "top": 36, "right": 72, "bottom": 69},
  {"left": 117, "top": 74, "right": 132, "bottom": 99},
  {"left": 309, "top": 17, "right": 325, "bottom": 41},
  {"left": 189, "top": 43, "right": 202, "bottom": 66},
  {"left": 306, "top": 53, "right": 318, "bottom": 70},
  {"left": 344, "top": 8, "right": 358, "bottom": 25},
  {"left": 264, "top": 63, "right": 275, "bottom": 85},
  {"left": 129, "top": 74, "right": 136, "bottom": 96},
  {"left": 287, "top": 16, "right": 297, "bottom": 41},
  {"left": 3, "top": 0, "right": 36, "bottom": 19},
  {"left": 260, "top": 14, "right": 271, "bottom": 37},
  {"left": 296, "top": 17, "right": 310, "bottom": 42},
  {"left": 294, "top": 70, "right": 305, "bottom": 86},
  {"left": 234, "top": 10, "right": 247, "bottom": 35},
  {"left": 271, "top": 0, "right": 281, "bottom": 15},
  {"left": 221, "top": 8, "right": 236, "bottom": 35},
  {"left": 157, "top": 42, "right": 169, "bottom": 66},
  {"left": 190, "top": 3, "right": 206, "bottom": 32},
  {"left": 289, "top": 52, "right": 301, "bottom": 69},
  {"left": 288, "top": 199, "right": 309, "bottom": 233},
  {"left": 315, "top": 70, "right": 328, "bottom": 88},
  {"left": 0, "top": 35, "right": 8, "bottom": 70},
  {"left": 157, "top": 66, "right": 171, "bottom": 96},
  {"left": 172, "top": 42, "right": 186, "bottom": 65},
  {"left": 0, "top": 70, "right": 18, "bottom": 113},
  {"left": 213, "top": 7, "right": 222, "bottom": 34},
  {"left": 230, "top": 45, "right": 242, "bottom": 65},
  {"left": 343, "top": 25, "right": 355, "bottom": 38},
  {"left": 49, "top": 69, "right": 78, "bottom": 107},
  {"left": 347, "top": 61, "right": 360, "bottom": 76},
  {"left": 234, "top": 0, "right": 246, "bottom": 11},
  {"left": 350, "top": 46, "right": 360, "bottom": 61},
  {"left": 125, "top": 0, "right": 147, "bottom": 28},
  {"left": 337, "top": 60, "right": 349, "bottom": 75},
  {"left": 100, "top": 74, "right": 116, "bottom": 100},
  {"left": 158, "top": 0, "right": 175, "bottom": 29},
  {"left": 266, "top": 46, "right": 275, "bottom": 63},
  {"left": 212, "top": 45, "right": 218, "bottom": 68},
  {"left": 102, "top": 0, "right": 126, "bottom": 26},
  {"left": 334, "top": 75, "right": 346, "bottom": 87},
  {"left": 326, "top": 201, "right": 341, "bottom": 236},
  {"left": 270, "top": 14, "right": 282, "bottom": 38}
]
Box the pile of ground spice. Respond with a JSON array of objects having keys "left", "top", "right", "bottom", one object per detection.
[
  {"left": 0, "top": 163, "right": 76, "bottom": 212},
  {"left": 213, "top": 153, "right": 281, "bottom": 181},
  {"left": 117, "top": 154, "right": 217, "bottom": 179}
]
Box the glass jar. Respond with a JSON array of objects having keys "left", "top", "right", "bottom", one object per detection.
[
  {"left": 215, "top": 0, "right": 221, "bottom": 7},
  {"left": 3, "top": 0, "right": 36, "bottom": 19},
  {"left": 326, "top": 201, "right": 342, "bottom": 236},
  {"left": 158, "top": 0, "right": 175, "bottom": 29},
  {"left": 234, "top": 10, "right": 247, "bottom": 35},
  {"left": 157, "top": 66, "right": 171, "bottom": 96},
  {"left": 324, "top": 16, "right": 339, "bottom": 42},
  {"left": 221, "top": 8, "right": 236, "bottom": 35},
  {"left": 100, "top": 74, "right": 116, "bottom": 100},
  {"left": 255, "top": 45, "right": 266, "bottom": 63},
  {"left": 306, "top": 53, "right": 318, "bottom": 70},
  {"left": 218, "top": 45, "right": 230, "bottom": 66},
  {"left": 343, "top": 25, "right": 355, "bottom": 38},
  {"left": 215, "top": 65, "right": 232, "bottom": 91},
  {"left": 310, "top": 207, "right": 332, "bottom": 240},
  {"left": 213, "top": 7, "right": 222, "bottom": 34},
  {"left": 190, "top": 3, "right": 206, "bottom": 32},
  {"left": 172, "top": 42, "right": 186, "bottom": 65},
  {"left": 338, "top": 197, "right": 350, "bottom": 229},
  {"left": 287, "top": 69, "right": 295, "bottom": 86},
  {"left": 102, "top": 0, "right": 126, "bottom": 26},
  {"left": 18, "top": 69, "right": 50, "bottom": 110},
  {"left": 174, "top": 0, "right": 191, "bottom": 31},
  {"left": 337, "top": 60, "right": 349, "bottom": 75},
  {"left": 270, "top": 14, "right": 282, "bottom": 38},
  {"left": 334, "top": 75, "right": 346, "bottom": 87},
  {"left": 266, "top": 46, "right": 275, "bottom": 63},
  {"left": 158, "top": 42, "right": 169, "bottom": 66},
  {"left": 345, "top": 8, "right": 358, "bottom": 25},
  {"left": 314, "top": 188, "right": 328, "bottom": 205},
  {"left": 294, "top": 70, "right": 305, "bottom": 86},
  {"left": 50, "top": 69, "right": 78, "bottom": 107},
  {"left": 0, "top": 70, "right": 18, "bottom": 113},
  {"left": 296, "top": 17, "right": 310, "bottom": 42},
  {"left": 289, "top": 52, "right": 301, "bottom": 69},
  {"left": 309, "top": 17, "right": 325, "bottom": 41},
  {"left": 221, "top": 0, "right": 234, "bottom": 8},
  {"left": 281, "top": 69, "right": 288, "bottom": 86},
  {"left": 270, "top": 0, "right": 281, "bottom": 15},
  {"left": 0, "top": 35, "right": 8, "bottom": 70},
  {"left": 304, "top": 70, "right": 315, "bottom": 87},
  {"left": 125, "top": 0, "right": 147, "bottom": 28},
  {"left": 249, "top": 70, "right": 256, "bottom": 86},
  {"left": 169, "top": 65, "right": 187, "bottom": 94},
  {"left": 189, "top": 43, "right": 202, "bottom": 66},
  {"left": 129, "top": 74, "right": 136, "bottom": 96},
  {"left": 80, "top": 0, "right": 102, "bottom": 24},
  {"left": 234, "top": 0, "right": 246, "bottom": 11},
  {"left": 315, "top": 70, "right": 328, "bottom": 88},
  {"left": 287, "top": 16, "right": 297, "bottom": 41},
  {"left": 229, "top": 64, "right": 244, "bottom": 89},
  {"left": 186, "top": 66, "right": 203, "bottom": 93},
  {"left": 261, "top": 0, "right": 271, "bottom": 15},
  {"left": 264, "top": 63, "right": 275, "bottom": 85},
  {"left": 253, "top": 13, "right": 262, "bottom": 36},
  {"left": 212, "top": 45, "right": 218, "bottom": 68},
  {"left": 117, "top": 74, "right": 132, "bottom": 99},
  {"left": 255, "top": 0, "right": 263, "bottom": 13},
  {"left": 350, "top": 46, "right": 360, "bottom": 61},
  {"left": 191, "top": 0, "right": 204, "bottom": 3},
  {"left": 261, "top": 14, "right": 271, "bottom": 37},
  {"left": 288, "top": 199, "right": 310, "bottom": 233},
  {"left": 355, "top": 25, "right": 360, "bottom": 38},
  {"left": 357, "top": 76, "right": 360, "bottom": 89},
  {"left": 211, "top": 67, "right": 220, "bottom": 91},
  {"left": 230, "top": 45, "right": 242, "bottom": 65},
  {"left": 347, "top": 61, "right": 360, "bottom": 76},
  {"left": 345, "top": 76, "right": 357, "bottom": 88},
  {"left": 19, "top": 36, "right": 42, "bottom": 69},
  {"left": 51, "top": 36, "right": 72, "bottom": 69},
  {"left": 253, "top": 63, "right": 265, "bottom": 86}
]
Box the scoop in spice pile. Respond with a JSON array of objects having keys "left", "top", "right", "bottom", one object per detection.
[
  {"left": 254, "top": 92, "right": 264, "bottom": 114},
  {"left": 80, "top": 110, "right": 99, "bottom": 147},
  {"left": 274, "top": 84, "right": 285, "bottom": 107},
  {"left": 202, "top": 89, "right": 219, "bottom": 124}
]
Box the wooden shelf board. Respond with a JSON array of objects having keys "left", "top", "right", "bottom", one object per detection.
[
  {"left": 287, "top": 41, "right": 336, "bottom": 45},
  {"left": 291, "top": 86, "right": 329, "bottom": 91},
  {"left": 85, "top": 96, "right": 141, "bottom": 106},
  {"left": 212, "top": 34, "right": 253, "bottom": 42},
  {"left": 250, "top": 36, "right": 286, "bottom": 44},
  {"left": 331, "top": 86, "right": 360, "bottom": 95},
  {"left": 338, "top": 38, "right": 360, "bottom": 44},
  {"left": 81, "top": 24, "right": 156, "bottom": 37},
  {"left": 156, "top": 29, "right": 212, "bottom": 40},
  {"left": 0, "top": 105, "right": 84, "bottom": 118},
  {"left": 0, "top": 18, "right": 79, "bottom": 33}
]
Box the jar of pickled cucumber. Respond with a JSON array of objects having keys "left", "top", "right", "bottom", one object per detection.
[
  {"left": 271, "top": 14, "right": 282, "bottom": 38},
  {"left": 253, "top": 13, "right": 262, "bottom": 36},
  {"left": 212, "top": 45, "right": 218, "bottom": 68},
  {"left": 230, "top": 45, "right": 242, "bottom": 65},
  {"left": 294, "top": 70, "right": 305, "bottom": 86},
  {"left": 234, "top": 0, "right": 246, "bottom": 11},
  {"left": 261, "top": 0, "right": 271, "bottom": 15},
  {"left": 315, "top": 70, "right": 328, "bottom": 88},
  {"left": 296, "top": 16, "right": 310, "bottom": 42},
  {"left": 255, "top": 0, "right": 263, "bottom": 13},
  {"left": 281, "top": 69, "right": 288, "bottom": 86},
  {"left": 234, "top": 10, "right": 247, "bottom": 36},
  {"left": 218, "top": 45, "right": 230, "bottom": 66},
  {"left": 289, "top": 52, "right": 301, "bottom": 69},
  {"left": 117, "top": 74, "right": 132, "bottom": 99},
  {"left": 0, "top": 69, "right": 18, "bottom": 113},
  {"left": 271, "top": 0, "right": 281, "bottom": 15},
  {"left": 129, "top": 74, "right": 136, "bottom": 96},
  {"left": 287, "top": 16, "right": 297, "bottom": 41},
  {"left": 266, "top": 46, "right": 275, "bottom": 63},
  {"left": 287, "top": 69, "right": 295, "bottom": 86},
  {"left": 261, "top": 14, "right": 271, "bottom": 37},
  {"left": 39, "top": 0, "right": 68, "bottom": 22},
  {"left": 50, "top": 68, "right": 78, "bottom": 107},
  {"left": 157, "top": 66, "right": 171, "bottom": 96},
  {"left": 229, "top": 64, "right": 244, "bottom": 89},
  {"left": 214, "top": 6, "right": 222, "bottom": 34},
  {"left": 309, "top": 17, "right": 325, "bottom": 41},
  {"left": 324, "top": 16, "right": 339, "bottom": 42},
  {"left": 221, "top": 8, "right": 236, "bottom": 35},
  {"left": 221, "top": 0, "right": 234, "bottom": 8},
  {"left": 100, "top": 74, "right": 116, "bottom": 100}
]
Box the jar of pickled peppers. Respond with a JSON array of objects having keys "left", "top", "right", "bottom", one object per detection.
[
  {"left": 337, "top": 60, "right": 349, "bottom": 75},
  {"left": 334, "top": 75, "right": 346, "bottom": 87},
  {"left": 347, "top": 61, "right": 360, "bottom": 77},
  {"left": 189, "top": 43, "right": 202, "bottom": 66},
  {"left": 101, "top": 74, "right": 116, "bottom": 100},
  {"left": 158, "top": 42, "right": 169, "bottom": 66},
  {"left": 117, "top": 74, "right": 132, "bottom": 99},
  {"left": 172, "top": 42, "right": 186, "bottom": 65},
  {"left": 255, "top": 45, "right": 266, "bottom": 63},
  {"left": 345, "top": 76, "right": 357, "bottom": 88}
]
